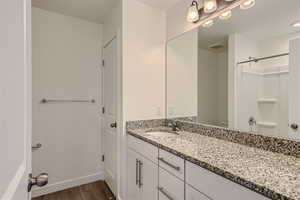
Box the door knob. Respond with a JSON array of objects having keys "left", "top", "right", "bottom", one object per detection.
[
  {"left": 28, "top": 173, "right": 48, "bottom": 192},
  {"left": 290, "top": 123, "right": 299, "bottom": 131},
  {"left": 110, "top": 122, "right": 117, "bottom": 128}
]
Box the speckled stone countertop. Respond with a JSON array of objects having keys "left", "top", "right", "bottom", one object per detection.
[{"left": 127, "top": 127, "right": 300, "bottom": 200}]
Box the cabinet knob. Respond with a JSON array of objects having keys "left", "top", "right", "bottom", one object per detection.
[{"left": 290, "top": 123, "right": 299, "bottom": 131}]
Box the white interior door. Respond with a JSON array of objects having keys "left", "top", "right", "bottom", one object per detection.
[
  {"left": 289, "top": 38, "right": 300, "bottom": 140},
  {"left": 102, "top": 38, "right": 118, "bottom": 195},
  {"left": 0, "top": 0, "right": 32, "bottom": 200}
]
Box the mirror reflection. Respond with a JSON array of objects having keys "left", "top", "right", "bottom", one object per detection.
[{"left": 167, "top": 0, "right": 300, "bottom": 140}]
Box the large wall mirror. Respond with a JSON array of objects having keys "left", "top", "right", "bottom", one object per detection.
[{"left": 166, "top": 0, "right": 300, "bottom": 140}]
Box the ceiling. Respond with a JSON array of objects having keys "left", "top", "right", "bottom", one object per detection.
[
  {"left": 136, "top": 0, "right": 183, "bottom": 11},
  {"left": 193, "top": 0, "right": 300, "bottom": 49},
  {"left": 32, "top": 0, "right": 184, "bottom": 23},
  {"left": 32, "top": 0, "right": 120, "bottom": 23}
]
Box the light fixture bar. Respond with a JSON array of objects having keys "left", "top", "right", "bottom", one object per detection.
[
  {"left": 193, "top": 0, "right": 237, "bottom": 22},
  {"left": 186, "top": 0, "right": 255, "bottom": 28}
]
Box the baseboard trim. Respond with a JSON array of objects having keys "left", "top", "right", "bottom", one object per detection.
[
  {"left": 1, "top": 162, "right": 26, "bottom": 200},
  {"left": 117, "top": 195, "right": 124, "bottom": 200},
  {"left": 32, "top": 171, "right": 104, "bottom": 198}
]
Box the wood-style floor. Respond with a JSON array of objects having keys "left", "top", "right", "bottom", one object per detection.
[{"left": 32, "top": 181, "right": 114, "bottom": 200}]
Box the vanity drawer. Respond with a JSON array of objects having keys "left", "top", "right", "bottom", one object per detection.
[
  {"left": 158, "top": 149, "right": 184, "bottom": 180},
  {"left": 186, "top": 184, "right": 210, "bottom": 200},
  {"left": 127, "top": 135, "right": 158, "bottom": 163},
  {"left": 186, "top": 161, "right": 269, "bottom": 200},
  {"left": 159, "top": 168, "right": 184, "bottom": 200}
]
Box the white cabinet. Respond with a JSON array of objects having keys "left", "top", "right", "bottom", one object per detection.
[
  {"left": 158, "top": 168, "right": 184, "bottom": 200},
  {"left": 127, "top": 149, "right": 140, "bottom": 200},
  {"left": 186, "top": 184, "right": 210, "bottom": 200},
  {"left": 127, "top": 148, "right": 158, "bottom": 200},
  {"left": 158, "top": 149, "right": 185, "bottom": 180},
  {"left": 127, "top": 135, "right": 269, "bottom": 200},
  {"left": 186, "top": 161, "right": 269, "bottom": 200},
  {"left": 140, "top": 157, "right": 158, "bottom": 200},
  {"left": 128, "top": 135, "right": 158, "bottom": 163}
]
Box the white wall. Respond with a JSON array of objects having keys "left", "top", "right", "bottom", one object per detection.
[
  {"left": 198, "top": 48, "right": 228, "bottom": 126},
  {"left": 32, "top": 7, "right": 103, "bottom": 196},
  {"left": 167, "top": 29, "right": 198, "bottom": 118},
  {"left": 103, "top": 1, "right": 122, "bottom": 45},
  {"left": 121, "top": 2, "right": 166, "bottom": 199},
  {"left": 198, "top": 48, "right": 218, "bottom": 124},
  {"left": 166, "top": 0, "right": 200, "bottom": 40},
  {"left": 217, "top": 51, "right": 228, "bottom": 126},
  {"left": 123, "top": 0, "right": 166, "bottom": 121}
]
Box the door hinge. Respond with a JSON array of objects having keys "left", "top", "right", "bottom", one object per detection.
[
  {"left": 102, "top": 155, "right": 105, "bottom": 162},
  {"left": 102, "top": 107, "right": 105, "bottom": 114},
  {"left": 102, "top": 60, "right": 105, "bottom": 66}
]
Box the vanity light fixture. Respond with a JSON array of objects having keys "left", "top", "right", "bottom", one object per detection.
[
  {"left": 186, "top": 0, "right": 255, "bottom": 26},
  {"left": 187, "top": 0, "right": 200, "bottom": 23},
  {"left": 291, "top": 21, "right": 300, "bottom": 28},
  {"left": 202, "top": 19, "right": 214, "bottom": 28},
  {"left": 204, "top": 0, "right": 218, "bottom": 13},
  {"left": 219, "top": 10, "right": 232, "bottom": 20},
  {"left": 240, "top": 0, "right": 255, "bottom": 9}
]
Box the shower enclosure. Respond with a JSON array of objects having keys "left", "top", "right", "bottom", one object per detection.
[{"left": 236, "top": 34, "right": 300, "bottom": 139}]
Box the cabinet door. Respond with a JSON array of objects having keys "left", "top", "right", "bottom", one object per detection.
[
  {"left": 127, "top": 149, "right": 140, "bottom": 200},
  {"left": 186, "top": 184, "right": 210, "bottom": 200},
  {"left": 140, "top": 157, "right": 158, "bottom": 200}
]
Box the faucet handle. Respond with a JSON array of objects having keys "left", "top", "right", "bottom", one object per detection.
[
  {"left": 168, "top": 121, "right": 176, "bottom": 127},
  {"left": 168, "top": 121, "right": 181, "bottom": 131}
]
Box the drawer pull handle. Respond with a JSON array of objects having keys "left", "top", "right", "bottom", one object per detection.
[
  {"left": 158, "top": 157, "right": 180, "bottom": 171},
  {"left": 136, "top": 159, "right": 139, "bottom": 185},
  {"left": 138, "top": 160, "right": 143, "bottom": 188},
  {"left": 158, "top": 187, "right": 174, "bottom": 200}
]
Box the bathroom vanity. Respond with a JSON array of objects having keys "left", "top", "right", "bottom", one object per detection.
[{"left": 126, "top": 120, "right": 300, "bottom": 200}]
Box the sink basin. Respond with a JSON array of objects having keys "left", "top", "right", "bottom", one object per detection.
[{"left": 145, "top": 130, "right": 178, "bottom": 137}]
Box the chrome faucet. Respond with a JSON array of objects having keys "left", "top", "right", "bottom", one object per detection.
[{"left": 168, "top": 121, "right": 181, "bottom": 132}]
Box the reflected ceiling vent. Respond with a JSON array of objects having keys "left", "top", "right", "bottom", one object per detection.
[{"left": 208, "top": 43, "right": 224, "bottom": 50}]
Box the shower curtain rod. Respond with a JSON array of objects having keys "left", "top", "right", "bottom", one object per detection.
[{"left": 237, "top": 53, "right": 289, "bottom": 65}]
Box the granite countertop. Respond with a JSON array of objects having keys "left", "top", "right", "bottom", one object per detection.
[{"left": 127, "top": 127, "right": 300, "bottom": 200}]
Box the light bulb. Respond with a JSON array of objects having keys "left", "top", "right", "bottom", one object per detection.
[
  {"left": 240, "top": 0, "right": 255, "bottom": 9},
  {"left": 291, "top": 21, "right": 300, "bottom": 28},
  {"left": 219, "top": 10, "right": 232, "bottom": 20},
  {"left": 187, "top": 1, "right": 200, "bottom": 22},
  {"left": 204, "top": 0, "right": 217, "bottom": 13},
  {"left": 202, "top": 19, "right": 214, "bottom": 28}
]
